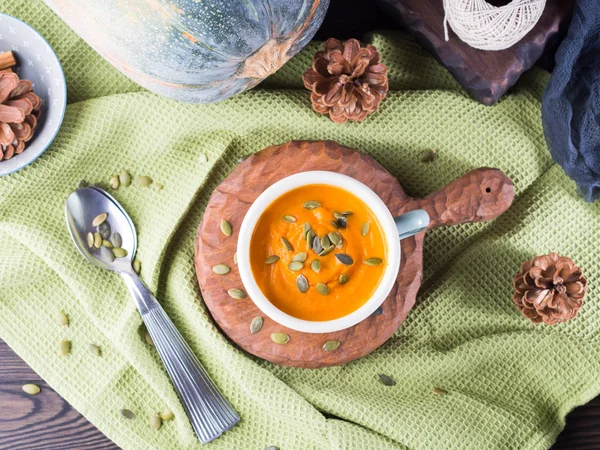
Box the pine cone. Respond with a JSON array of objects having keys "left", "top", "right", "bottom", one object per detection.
[
  {"left": 0, "top": 72, "right": 41, "bottom": 161},
  {"left": 513, "top": 253, "right": 587, "bottom": 325},
  {"left": 302, "top": 38, "right": 388, "bottom": 123}
]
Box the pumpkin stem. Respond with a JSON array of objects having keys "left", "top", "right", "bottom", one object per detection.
[{"left": 237, "top": 38, "right": 295, "bottom": 79}]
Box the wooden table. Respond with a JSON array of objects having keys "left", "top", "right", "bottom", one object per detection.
[{"left": 0, "top": 339, "right": 597, "bottom": 449}]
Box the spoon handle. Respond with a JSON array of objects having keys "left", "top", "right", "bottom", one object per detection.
[{"left": 121, "top": 273, "right": 240, "bottom": 443}]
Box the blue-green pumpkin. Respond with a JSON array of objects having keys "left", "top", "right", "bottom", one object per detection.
[{"left": 44, "top": 0, "right": 329, "bottom": 103}]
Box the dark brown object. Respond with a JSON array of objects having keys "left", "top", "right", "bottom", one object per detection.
[
  {"left": 194, "top": 140, "right": 514, "bottom": 368},
  {"left": 514, "top": 253, "right": 587, "bottom": 325},
  {"left": 0, "top": 72, "right": 41, "bottom": 161},
  {"left": 376, "top": 0, "right": 574, "bottom": 105},
  {"left": 302, "top": 38, "right": 388, "bottom": 123},
  {"left": 0, "top": 339, "right": 118, "bottom": 449}
]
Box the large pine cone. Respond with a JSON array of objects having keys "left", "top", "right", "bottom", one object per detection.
[
  {"left": 0, "top": 72, "right": 41, "bottom": 161},
  {"left": 513, "top": 253, "right": 587, "bottom": 325},
  {"left": 302, "top": 38, "right": 388, "bottom": 123}
]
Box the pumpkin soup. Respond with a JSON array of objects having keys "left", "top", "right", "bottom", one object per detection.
[{"left": 249, "top": 184, "right": 387, "bottom": 321}]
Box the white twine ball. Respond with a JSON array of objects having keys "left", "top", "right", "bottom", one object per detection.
[{"left": 442, "top": 0, "right": 547, "bottom": 51}]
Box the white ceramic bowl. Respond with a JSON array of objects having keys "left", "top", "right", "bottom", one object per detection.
[
  {"left": 237, "top": 171, "right": 429, "bottom": 334},
  {"left": 0, "top": 13, "right": 67, "bottom": 177}
]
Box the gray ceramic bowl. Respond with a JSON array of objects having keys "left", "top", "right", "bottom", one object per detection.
[{"left": 0, "top": 13, "right": 66, "bottom": 177}]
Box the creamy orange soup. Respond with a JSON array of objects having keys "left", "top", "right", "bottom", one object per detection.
[{"left": 249, "top": 184, "right": 387, "bottom": 321}]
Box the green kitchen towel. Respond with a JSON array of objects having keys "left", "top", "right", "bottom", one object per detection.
[{"left": 1, "top": 2, "right": 599, "bottom": 450}]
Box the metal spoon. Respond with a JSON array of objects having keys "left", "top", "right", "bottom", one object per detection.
[{"left": 65, "top": 186, "right": 240, "bottom": 443}]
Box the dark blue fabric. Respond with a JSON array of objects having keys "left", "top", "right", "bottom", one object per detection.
[{"left": 542, "top": 0, "right": 600, "bottom": 202}]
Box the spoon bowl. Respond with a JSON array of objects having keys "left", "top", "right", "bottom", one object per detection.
[{"left": 65, "top": 186, "right": 136, "bottom": 272}]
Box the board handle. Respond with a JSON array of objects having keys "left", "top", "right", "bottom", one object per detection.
[{"left": 407, "top": 168, "right": 514, "bottom": 230}]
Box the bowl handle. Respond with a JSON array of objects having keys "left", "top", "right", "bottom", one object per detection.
[
  {"left": 404, "top": 168, "right": 514, "bottom": 230},
  {"left": 394, "top": 209, "right": 430, "bottom": 240}
]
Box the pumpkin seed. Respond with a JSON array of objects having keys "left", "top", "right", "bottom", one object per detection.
[
  {"left": 337, "top": 216, "right": 348, "bottom": 229},
  {"left": 281, "top": 237, "right": 293, "bottom": 251},
  {"left": 86, "top": 232, "right": 94, "bottom": 248},
  {"left": 149, "top": 413, "right": 162, "bottom": 430},
  {"left": 311, "top": 259, "right": 321, "bottom": 273},
  {"left": 365, "top": 257, "right": 383, "bottom": 266},
  {"left": 250, "top": 316, "right": 263, "bottom": 334},
  {"left": 92, "top": 213, "right": 108, "bottom": 227},
  {"left": 303, "top": 223, "right": 311, "bottom": 239},
  {"left": 328, "top": 232, "right": 342, "bottom": 247},
  {"left": 432, "top": 387, "right": 448, "bottom": 395},
  {"left": 296, "top": 275, "right": 309, "bottom": 293},
  {"left": 220, "top": 219, "right": 232, "bottom": 237},
  {"left": 271, "top": 332, "right": 290, "bottom": 344},
  {"left": 319, "top": 245, "right": 335, "bottom": 257},
  {"left": 335, "top": 254, "right": 354, "bottom": 265},
  {"left": 144, "top": 332, "right": 154, "bottom": 346},
  {"left": 102, "top": 240, "right": 113, "bottom": 249},
  {"left": 109, "top": 175, "right": 120, "bottom": 189},
  {"left": 323, "top": 340, "right": 340, "bottom": 352},
  {"left": 288, "top": 261, "right": 303, "bottom": 271},
  {"left": 55, "top": 311, "right": 69, "bottom": 327},
  {"left": 111, "top": 232, "right": 122, "bottom": 248},
  {"left": 378, "top": 374, "right": 396, "bottom": 386},
  {"left": 372, "top": 306, "right": 384, "bottom": 316},
  {"left": 420, "top": 149, "right": 437, "bottom": 162},
  {"left": 303, "top": 201, "right": 321, "bottom": 209},
  {"left": 339, "top": 274, "right": 350, "bottom": 284},
  {"left": 312, "top": 235, "right": 323, "bottom": 254},
  {"left": 59, "top": 340, "right": 71, "bottom": 356},
  {"left": 212, "top": 264, "right": 231, "bottom": 274},
  {"left": 264, "top": 255, "right": 280, "bottom": 265},
  {"left": 98, "top": 221, "right": 111, "bottom": 239},
  {"left": 136, "top": 175, "right": 152, "bottom": 187},
  {"left": 22, "top": 383, "right": 40, "bottom": 395},
  {"left": 120, "top": 409, "right": 135, "bottom": 420},
  {"left": 233, "top": 252, "right": 238, "bottom": 264},
  {"left": 133, "top": 259, "right": 141, "bottom": 274},
  {"left": 282, "top": 215, "right": 296, "bottom": 223},
  {"left": 361, "top": 222, "right": 370, "bottom": 237},
  {"left": 316, "top": 283, "right": 330, "bottom": 295},
  {"left": 306, "top": 228, "right": 316, "bottom": 242},
  {"left": 321, "top": 234, "right": 331, "bottom": 249},
  {"left": 330, "top": 220, "right": 340, "bottom": 229},
  {"left": 113, "top": 247, "right": 128, "bottom": 258},
  {"left": 88, "top": 343, "right": 101, "bottom": 357},
  {"left": 292, "top": 252, "right": 307, "bottom": 263},
  {"left": 333, "top": 211, "right": 343, "bottom": 219},
  {"left": 342, "top": 211, "right": 353, "bottom": 216},
  {"left": 152, "top": 183, "right": 163, "bottom": 192},
  {"left": 99, "top": 246, "right": 115, "bottom": 263},
  {"left": 118, "top": 170, "right": 131, "bottom": 187},
  {"left": 93, "top": 232, "right": 102, "bottom": 248},
  {"left": 160, "top": 410, "right": 174, "bottom": 421},
  {"left": 227, "top": 288, "right": 247, "bottom": 300}
]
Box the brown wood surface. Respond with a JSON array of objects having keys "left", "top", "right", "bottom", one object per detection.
[
  {"left": 0, "top": 339, "right": 118, "bottom": 450},
  {"left": 194, "top": 141, "right": 513, "bottom": 368},
  {"left": 1, "top": 338, "right": 600, "bottom": 449},
  {"left": 376, "top": 0, "right": 574, "bottom": 105}
]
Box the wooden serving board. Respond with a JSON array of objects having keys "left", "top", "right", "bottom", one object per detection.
[{"left": 194, "top": 141, "right": 514, "bottom": 368}]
